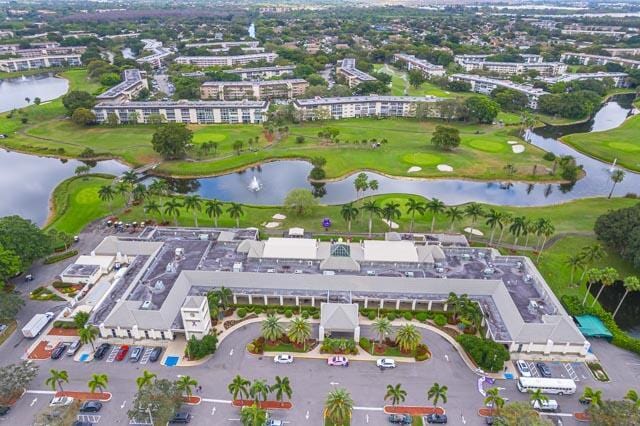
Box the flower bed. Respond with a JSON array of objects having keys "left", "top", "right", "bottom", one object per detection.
[
  {"left": 586, "top": 362, "right": 610, "bottom": 382},
  {"left": 232, "top": 400, "right": 292, "bottom": 410},
  {"left": 320, "top": 338, "right": 358, "bottom": 355},
  {"left": 29, "top": 286, "right": 64, "bottom": 301},
  {"left": 574, "top": 412, "right": 591, "bottom": 422},
  {"left": 359, "top": 338, "right": 431, "bottom": 361},
  {"left": 384, "top": 406, "right": 445, "bottom": 416},
  {"left": 248, "top": 336, "right": 317, "bottom": 354},
  {"left": 478, "top": 408, "right": 496, "bottom": 417},
  {"left": 55, "top": 391, "right": 112, "bottom": 402},
  {"left": 182, "top": 395, "right": 201, "bottom": 405},
  {"left": 223, "top": 314, "right": 257, "bottom": 330}
]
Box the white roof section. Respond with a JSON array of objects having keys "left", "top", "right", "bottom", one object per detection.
[
  {"left": 261, "top": 238, "right": 318, "bottom": 260},
  {"left": 320, "top": 303, "right": 359, "bottom": 332},
  {"left": 75, "top": 255, "right": 115, "bottom": 269},
  {"left": 363, "top": 240, "right": 419, "bottom": 263}
]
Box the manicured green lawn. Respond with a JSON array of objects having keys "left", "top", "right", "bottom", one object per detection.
[
  {"left": 263, "top": 342, "right": 310, "bottom": 353},
  {"left": 373, "top": 64, "right": 457, "bottom": 98},
  {"left": 562, "top": 114, "right": 640, "bottom": 172}
]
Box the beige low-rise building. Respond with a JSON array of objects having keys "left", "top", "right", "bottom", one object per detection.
[{"left": 200, "top": 79, "right": 308, "bottom": 100}]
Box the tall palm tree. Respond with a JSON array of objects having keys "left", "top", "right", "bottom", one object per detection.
[
  {"left": 535, "top": 218, "right": 555, "bottom": 261},
  {"left": 249, "top": 379, "right": 270, "bottom": 403},
  {"left": 384, "top": 383, "right": 407, "bottom": 406},
  {"left": 405, "top": 198, "right": 426, "bottom": 233},
  {"left": 446, "top": 292, "right": 461, "bottom": 321},
  {"left": 98, "top": 185, "right": 115, "bottom": 213},
  {"left": 578, "top": 244, "right": 606, "bottom": 282},
  {"left": 464, "top": 203, "right": 485, "bottom": 225},
  {"left": 381, "top": 202, "right": 401, "bottom": 229},
  {"left": 508, "top": 216, "right": 527, "bottom": 246},
  {"left": 240, "top": 403, "right": 267, "bottom": 426},
  {"left": 132, "top": 183, "right": 147, "bottom": 202},
  {"left": 121, "top": 170, "right": 138, "bottom": 187},
  {"left": 426, "top": 198, "right": 446, "bottom": 232},
  {"left": 427, "top": 382, "right": 448, "bottom": 407},
  {"left": 591, "top": 267, "right": 619, "bottom": 307},
  {"left": 287, "top": 317, "right": 311, "bottom": 350},
  {"left": 115, "top": 181, "right": 130, "bottom": 204},
  {"left": 261, "top": 314, "right": 284, "bottom": 343},
  {"left": 45, "top": 369, "right": 69, "bottom": 392},
  {"left": 324, "top": 388, "right": 354, "bottom": 425},
  {"left": 565, "top": 254, "right": 585, "bottom": 287},
  {"left": 484, "top": 387, "right": 505, "bottom": 415},
  {"left": 609, "top": 169, "right": 625, "bottom": 198},
  {"left": 371, "top": 317, "right": 392, "bottom": 347},
  {"left": 176, "top": 375, "right": 198, "bottom": 397},
  {"left": 445, "top": 206, "right": 463, "bottom": 231},
  {"left": 163, "top": 199, "right": 182, "bottom": 226},
  {"left": 144, "top": 200, "right": 161, "bottom": 221},
  {"left": 395, "top": 324, "right": 421, "bottom": 353},
  {"left": 136, "top": 370, "right": 156, "bottom": 389},
  {"left": 88, "top": 373, "right": 108, "bottom": 394},
  {"left": 362, "top": 200, "right": 381, "bottom": 237},
  {"left": 624, "top": 389, "right": 640, "bottom": 410},
  {"left": 228, "top": 375, "right": 251, "bottom": 401},
  {"left": 79, "top": 325, "right": 98, "bottom": 351},
  {"left": 523, "top": 218, "right": 535, "bottom": 248},
  {"left": 183, "top": 195, "right": 202, "bottom": 227},
  {"left": 613, "top": 276, "right": 640, "bottom": 319},
  {"left": 205, "top": 199, "right": 224, "bottom": 227},
  {"left": 215, "top": 286, "right": 233, "bottom": 309},
  {"left": 485, "top": 209, "right": 503, "bottom": 246},
  {"left": 581, "top": 387, "right": 603, "bottom": 408},
  {"left": 529, "top": 388, "right": 548, "bottom": 408},
  {"left": 271, "top": 376, "right": 293, "bottom": 402},
  {"left": 582, "top": 268, "right": 603, "bottom": 306},
  {"left": 227, "top": 203, "right": 245, "bottom": 228},
  {"left": 340, "top": 203, "right": 359, "bottom": 233},
  {"left": 497, "top": 213, "right": 513, "bottom": 245},
  {"left": 149, "top": 179, "right": 169, "bottom": 201}
]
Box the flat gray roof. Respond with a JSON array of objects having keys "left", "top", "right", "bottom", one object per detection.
[{"left": 294, "top": 95, "right": 440, "bottom": 106}]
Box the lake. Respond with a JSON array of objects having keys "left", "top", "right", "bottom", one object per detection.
[{"left": 0, "top": 73, "right": 69, "bottom": 113}]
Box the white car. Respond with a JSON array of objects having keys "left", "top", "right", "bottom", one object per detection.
[
  {"left": 274, "top": 354, "right": 294, "bottom": 364},
  {"left": 376, "top": 358, "right": 396, "bottom": 369},
  {"left": 516, "top": 360, "right": 532, "bottom": 377},
  {"left": 50, "top": 396, "right": 74, "bottom": 407}
]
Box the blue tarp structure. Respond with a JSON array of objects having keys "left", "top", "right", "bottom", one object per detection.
[{"left": 575, "top": 314, "right": 613, "bottom": 340}]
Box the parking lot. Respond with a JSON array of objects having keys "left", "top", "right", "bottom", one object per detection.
[{"left": 517, "top": 359, "right": 593, "bottom": 383}]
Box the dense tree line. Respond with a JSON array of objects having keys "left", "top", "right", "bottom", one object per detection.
[
  {"left": 594, "top": 203, "right": 640, "bottom": 269},
  {"left": 538, "top": 90, "right": 602, "bottom": 119}
]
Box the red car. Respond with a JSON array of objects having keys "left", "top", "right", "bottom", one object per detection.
[{"left": 115, "top": 345, "right": 129, "bottom": 361}]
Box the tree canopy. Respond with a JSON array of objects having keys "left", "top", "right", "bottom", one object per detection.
[
  {"left": 127, "top": 378, "right": 183, "bottom": 425},
  {"left": 151, "top": 123, "right": 193, "bottom": 160},
  {"left": 594, "top": 203, "right": 640, "bottom": 269},
  {"left": 430, "top": 125, "right": 461, "bottom": 151},
  {"left": 0, "top": 216, "right": 52, "bottom": 270},
  {"left": 464, "top": 96, "right": 500, "bottom": 123},
  {"left": 62, "top": 90, "right": 96, "bottom": 115},
  {"left": 284, "top": 189, "right": 318, "bottom": 216}
]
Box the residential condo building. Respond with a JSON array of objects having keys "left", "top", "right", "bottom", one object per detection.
[
  {"left": 200, "top": 79, "right": 309, "bottom": 100},
  {"left": 223, "top": 65, "right": 296, "bottom": 80},
  {"left": 541, "top": 72, "right": 629, "bottom": 88},
  {"left": 450, "top": 74, "right": 548, "bottom": 109},
  {"left": 292, "top": 95, "right": 441, "bottom": 120},
  {"left": 393, "top": 53, "right": 446, "bottom": 78},
  {"left": 458, "top": 60, "right": 566, "bottom": 76},
  {"left": 175, "top": 53, "right": 278, "bottom": 67},
  {"left": 335, "top": 58, "right": 377, "bottom": 88},
  {"left": 96, "top": 69, "right": 149, "bottom": 102},
  {"left": 561, "top": 52, "right": 640, "bottom": 69},
  {"left": 0, "top": 54, "right": 82, "bottom": 72}
]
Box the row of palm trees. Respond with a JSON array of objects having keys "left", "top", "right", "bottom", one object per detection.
[
  {"left": 581, "top": 266, "right": 640, "bottom": 318},
  {"left": 261, "top": 314, "right": 312, "bottom": 350},
  {"left": 385, "top": 382, "right": 448, "bottom": 408},
  {"left": 370, "top": 318, "right": 423, "bottom": 353},
  {"left": 228, "top": 375, "right": 293, "bottom": 403}
]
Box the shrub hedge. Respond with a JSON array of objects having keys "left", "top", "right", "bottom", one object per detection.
[
  {"left": 434, "top": 314, "right": 447, "bottom": 327},
  {"left": 53, "top": 321, "right": 78, "bottom": 329},
  {"left": 456, "top": 334, "right": 510, "bottom": 372},
  {"left": 185, "top": 334, "right": 218, "bottom": 360},
  {"left": 237, "top": 308, "right": 247, "bottom": 318},
  {"left": 44, "top": 250, "right": 78, "bottom": 265}
]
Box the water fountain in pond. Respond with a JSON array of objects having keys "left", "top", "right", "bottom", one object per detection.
[
  {"left": 21, "top": 75, "right": 27, "bottom": 81},
  {"left": 610, "top": 158, "right": 617, "bottom": 173},
  {"left": 248, "top": 175, "right": 262, "bottom": 192}
]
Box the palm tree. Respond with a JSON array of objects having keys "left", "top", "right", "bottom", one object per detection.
[
  {"left": 484, "top": 387, "right": 505, "bottom": 415},
  {"left": 121, "top": 170, "right": 138, "bottom": 188},
  {"left": 384, "top": 383, "right": 407, "bottom": 406},
  {"left": 271, "top": 376, "right": 293, "bottom": 402},
  {"left": 508, "top": 216, "right": 527, "bottom": 246},
  {"left": 624, "top": 389, "right": 640, "bottom": 410},
  {"left": 115, "top": 181, "right": 129, "bottom": 203},
  {"left": 183, "top": 195, "right": 202, "bottom": 227},
  {"left": 445, "top": 206, "right": 463, "bottom": 231},
  {"left": 609, "top": 169, "right": 625, "bottom": 198},
  {"left": 240, "top": 403, "right": 267, "bottom": 426},
  {"left": 565, "top": 254, "right": 585, "bottom": 287},
  {"left": 582, "top": 268, "right": 603, "bottom": 306},
  {"left": 74, "top": 311, "right": 90, "bottom": 328},
  {"left": 427, "top": 382, "right": 448, "bottom": 407},
  {"left": 591, "top": 267, "right": 619, "bottom": 307},
  {"left": 132, "top": 183, "right": 147, "bottom": 202},
  {"left": 529, "top": 388, "right": 548, "bottom": 408},
  {"left": 426, "top": 198, "right": 446, "bottom": 232},
  {"left": 485, "top": 209, "right": 503, "bottom": 246},
  {"left": 405, "top": 199, "right": 426, "bottom": 233},
  {"left": 215, "top": 286, "right": 233, "bottom": 309},
  {"left": 176, "top": 375, "right": 198, "bottom": 397},
  {"left": 227, "top": 203, "right": 244, "bottom": 228},
  {"left": 136, "top": 370, "right": 156, "bottom": 389},
  {"left": 381, "top": 202, "right": 401, "bottom": 229},
  {"left": 340, "top": 203, "right": 359, "bottom": 233},
  {"left": 324, "top": 388, "right": 354, "bottom": 425},
  {"left": 45, "top": 369, "right": 68, "bottom": 392},
  {"left": 581, "top": 387, "right": 603, "bottom": 408},
  {"left": 98, "top": 185, "right": 115, "bottom": 213},
  {"left": 144, "top": 200, "right": 161, "bottom": 221},
  {"left": 371, "top": 317, "right": 392, "bottom": 347},
  {"left": 497, "top": 213, "right": 513, "bottom": 245},
  {"left": 228, "top": 375, "right": 251, "bottom": 401},
  {"left": 163, "top": 199, "right": 182, "bottom": 226},
  {"left": 613, "top": 276, "right": 640, "bottom": 319},
  {"left": 249, "top": 379, "right": 270, "bottom": 403},
  {"left": 261, "top": 314, "right": 284, "bottom": 343},
  {"left": 149, "top": 179, "right": 169, "bottom": 201},
  {"left": 523, "top": 219, "right": 535, "bottom": 248},
  {"left": 395, "top": 324, "right": 421, "bottom": 353},
  {"left": 535, "top": 218, "right": 555, "bottom": 261},
  {"left": 362, "top": 200, "right": 381, "bottom": 237},
  {"left": 464, "top": 203, "right": 485, "bottom": 225},
  {"left": 446, "top": 292, "right": 461, "bottom": 321},
  {"left": 287, "top": 317, "right": 311, "bottom": 350},
  {"left": 578, "top": 244, "right": 606, "bottom": 282},
  {"left": 79, "top": 325, "right": 98, "bottom": 351},
  {"left": 88, "top": 373, "right": 108, "bottom": 394},
  {"left": 205, "top": 199, "right": 224, "bottom": 227}
]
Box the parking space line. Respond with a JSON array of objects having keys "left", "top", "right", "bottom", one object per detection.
[
  {"left": 139, "top": 347, "right": 153, "bottom": 365},
  {"left": 106, "top": 346, "right": 119, "bottom": 363},
  {"left": 564, "top": 363, "right": 579, "bottom": 381},
  {"left": 78, "top": 414, "right": 101, "bottom": 423},
  {"left": 528, "top": 361, "right": 539, "bottom": 377},
  {"left": 353, "top": 406, "right": 384, "bottom": 411}
]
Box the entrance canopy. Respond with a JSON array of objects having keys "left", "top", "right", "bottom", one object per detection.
[
  {"left": 575, "top": 315, "right": 613, "bottom": 340},
  {"left": 319, "top": 303, "right": 360, "bottom": 341}
]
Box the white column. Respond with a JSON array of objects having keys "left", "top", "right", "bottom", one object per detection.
[
  {"left": 311, "top": 296, "right": 315, "bottom": 307},
  {"left": 364, "top": 297, "right": 368, "bottom": 309},
  {"left": 396, "top": 299, "right": 400, "bottom": 310},
  {"left": 379, "top": 299, "right": 384, "bottom": 309},
  {"left": 443, "top": 303, "right": 448, "bottom": 312},
  {"left": 295, "top": 296, "right": 299, "bottom": 306},
  {"left": 354, "top": 326, "right": 361, "bottom": 342},
  {"left": 428, "top": 300, "right": 433, "bottom": 310},
  {"left": 263, "top": 295, "right": 268, "bottom": 305},
  {"left": 411, "top": 300, "right": 416, "bottom": 311},
  {"left": 279, "top": 295, "right": 284, "bottom": 306},
  {"left": 233, "top": 294, "right": 237, "bottom": 304},
  {"left": 319, "top": 326, "right": 325, "bottom": 342},
  {"left": 248, "top": 294, "right": 252, "bottom": 304}
]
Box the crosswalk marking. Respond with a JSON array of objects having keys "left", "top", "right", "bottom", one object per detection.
[{"left": 78, "top": 414, "right": 101, "bottom": 423}]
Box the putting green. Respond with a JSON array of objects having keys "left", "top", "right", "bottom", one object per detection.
[
  {"left": 467, "top": 140, "right": 505, "bottom": 153},
  {"left": 402, "top": 152, "right": 442, "bottom": 166},
  {"left": 75, "top": 187, "right": 100, "bottom": 204},
  {"left": 609, "top": 142, "right": 640, "bottom": 152}
]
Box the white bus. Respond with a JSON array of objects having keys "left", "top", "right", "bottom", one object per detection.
[{"left": 517, "top": 377, "right": 577, "bottom": 395}]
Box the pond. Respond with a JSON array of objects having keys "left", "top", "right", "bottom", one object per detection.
[{"left": 0, "top": 73, "right": 69, "bottom": 113}]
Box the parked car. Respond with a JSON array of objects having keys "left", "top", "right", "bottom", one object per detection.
[
  {"left": 149, "top": 346, "right": 163, "bottom": 363},
  {"left": 72, "top": 422, "right": 92, "bottom": 426},
  {"left": 51, "top": 343, "right": 68, "bottom": 360},
  {"left": 0, "top": 406, "right": 9, "bottom": 416},
  {"left": 115, "top": 345, "right": 129, "bottom": 361},
  {"left": 536, "top": 362, "right": 552, "bottom": 378},
  {"left": 50, "top": 396, "right": 74, "bottom": 407},
  {"left": 169, "top": 412, "right": 192, "bottom": 424},
  {"left": 426, "top": 413, "right": 448, "bottom": 424},
  {"left": 579, "top": 397, "right": 592, "bottom": 405},
  {"left": 129, "top": 346, "right": 143, "bottom": 362},
  {"left": 94, "top": 343, "right": 111, "bottom": 360},
  {"left": 327, "top": 356, "right": 349, "bottom": 367},
  {"left": 274, "top": 354, "right": 294, "bottom": 364},
  {"left": 266, "top": 420, "right": 283, "bottom": 426},
  {"left": 485, "top": 416, "right": 494, "bottom": 425},
  {"left": 377, "top": 358, "right": 396, "bottom": 369},
  {"left": 516, "top": 360, "right": 531, "bottom": 377},
  {"left": 388, "top": 413, "right": 411, "bottom": 424},
  {"left": 66, "top": 340, "right": 81, "bottom": 356},
  {"left": 531, "top": 399, "right": 558, "bottom": 412},
  {"left": 79, "top": 400, "right": 103, "bottom": 413}
]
